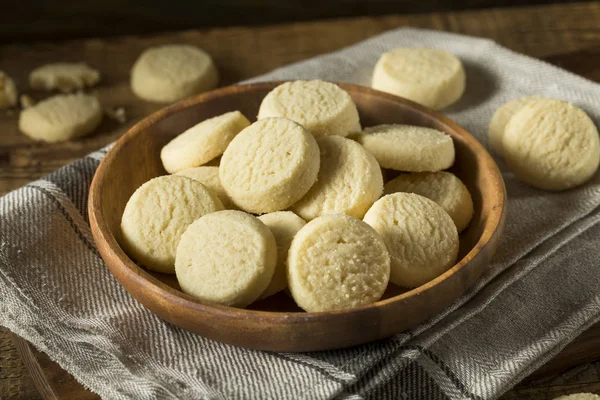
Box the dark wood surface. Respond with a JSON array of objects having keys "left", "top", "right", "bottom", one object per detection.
[
  {"left": 88, "top": 82, "right": 505, "bottom": 352},
  {"left": 3, "top": 1, "right": 600, "bottom": 398}
]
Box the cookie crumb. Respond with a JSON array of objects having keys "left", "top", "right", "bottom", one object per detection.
[
  {"left": 105, "top": 107, "right": 127, "bottom": 124},
  {"left": 20, "top": 94, "right": 36, "bottom": 109}
]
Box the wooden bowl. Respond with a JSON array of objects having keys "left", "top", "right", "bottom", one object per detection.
[{"left": 89, "top": 81, "right": 506, "bottom": 352}]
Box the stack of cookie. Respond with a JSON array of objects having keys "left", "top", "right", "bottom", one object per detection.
[{"left": 120, "top": 79, "right": 474, "bottom": 312}]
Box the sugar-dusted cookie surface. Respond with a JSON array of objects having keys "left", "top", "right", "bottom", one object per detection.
[
  {"left": 176, "top": 166, "right": 235, "bottom": 209},
  {"left": 503, "top": 98, "right": 600, "bottom": 191},
  {"left": 220, "top": 117, "right": 320, "bottom": 213},
  {"left": 364, "top": 193, "right": 459, "bottom": 288},
  {"left": 176, "top": 210, "right": 277, "bottom": 308},
  {"left": 161, "top": 111, "right": 250, "bottom": 173},
  {"left": 131, "top": 44, "right": 218, "bottom": 103},
  {"left": 257, "top": 80, "right": 361, "bottom": 137},
  {"left": 287, "top": 214, "right": 390, "bottom": 312},
  {"left": 121, "top": 175, "right": 224, "bottom": 274},
  {"left": 372, "top": 48, "right": 465, "bottom": 110},
  {"left": 291, "top": 136, "right": 383, "bottom": 220}
]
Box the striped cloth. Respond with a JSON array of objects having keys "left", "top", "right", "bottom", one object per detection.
[{"left": 2, "top": 28, "right": 600, "bottom": 399}]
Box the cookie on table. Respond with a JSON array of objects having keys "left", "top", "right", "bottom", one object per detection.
[
  {"left": 287, "top": 214, "right": 390, "bottom": 312},
  {"left": 220, "top": 117, "right": 320, "bottom": 214},
  {"left": 175, "top": 210, "right": 277, "bottom": 308},
  {"left": 372, "top": 48, "right": 465, "bottom": 110},
  {"left": 131, "top": 44, "right": 218, "bottom": 103},
  {"left": 351, "top": 124, "right": 454, "bottom": 172},
  {"left": 487, "top": 95, "right": 546, "bottom": 155},
  {"left": 502, "top": 98, "right": 600, "bottom": 191},
  {"left": 384, "top": 171, "right": 473, "bottom": 233},
  {"left": 121, "top": 175, "right": 224, "bottom": 274},
  {"left": 553, "top": 394, "right": 600, "bottom": 400},
  {"left": 18, "top": 93, "right": 102, "bottom": 143},
  {"left": 291, "top": 136, "right": 383, "bottom": 221},
  {"left": 29, "top": 62, "right": 100, "bottom": 92},
  {"left": 161, "top": 111, "right": 250, "bottom": 173},
  {"left": 257, "top": 80, "right": 361, "bottom": 137},
  {"left": 257, "top": 211, "right": 306, "bottom": 299},
  {"left": 0, "top": 71, "right": 17, "bottom": 110},
  {"left": 364, "top": 193, "right": 459, "bottom": 288}
]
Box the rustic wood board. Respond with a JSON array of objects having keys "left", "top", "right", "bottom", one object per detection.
[{"left": 3, "top": 2, "right": 600, "bottom": 398}]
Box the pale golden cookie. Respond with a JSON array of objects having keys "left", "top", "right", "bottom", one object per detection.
[
  {"left": 176, "top": 166, "right": 235, "bottom": 209},
  {"left": 503, "top": 99, "right": 600, "bottom": 191},
  {"left": 29, "top": 63, "right": 100, "bottom": 92},
  {"left": 120, "top": 175, "right": 224, "bottom": 274},
  {"left": 257, "top": 80, "right": 361, "bottom": 137},
  {"left": 384, "top": 171, "right": 473, "bottom": 232},
  {"left": 18, "top": 93, "right": 102, "bottom": 143},
  {"left": 287, "top": 214, "right": 390, "bottom": 312},
  {"left": 161, "top": 111, "right": 250, "bottom": 173},
  {"left": 220, "top": 117, "right": 320, "bottom": 213},
  {"left": 257, "top": 211, "right": 306, "bottom": 299},
  {"left": 0, "top": 71, "right": 17, "bottom": 110},
  {"left": 175, "top": 210, "right": 277, "bottom": 308},
  {"left": 372, "top": 48, "right": 465, "bottom": 110},
  {"left": 364, "top": 193, "right": 459, "bottom": 288},
  {"left": 131, "top": 44, "right": 218, "bottom": 103}
]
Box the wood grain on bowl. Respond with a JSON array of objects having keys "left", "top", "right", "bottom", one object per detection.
[{"left": 88, "top": 81, "right": 506, "bottom": 352}]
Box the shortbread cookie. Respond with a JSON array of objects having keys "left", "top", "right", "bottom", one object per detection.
[
  {"left": 503, "top": 99, "right": 600, "bottom": 191},
  {"left": 488, "top": 95, "right": 545, "bottom": 155},
  {"left": 364, "top": 193, "right": 459, "bottom": 288},
  {"left": 121, "top": 175, "right": 224, "bottom": 274},
  {"left": 554, "top": 394, "right": 600, "bottom": 400},
  {"left": 372, "top": 48, "right": 465, "bottom": 110},
  {"left": 175, "top": 210, "right": 277, "bottom": 307},
  {"left": 176, "top": 166, "right": 235, "bottom": 209},
  {"left": 291, "top": 136, "right": 383, "bottom": 220},
  {"left": 29, "top": 63, "right": 100, "bottom": 92},
  {"left": 257, "top": 211, "right": 306, "bottom": 299},
  {"left": 18, "top": 93, "right": 102, "bottom": 143},
  {"left": 220, "top": 118, "right": 320, "bottom": 213},
  {"left": 287, "top": 214, "right": 390, "bottom": 312},
  {"left": 351, "top": 124, "right": 454, "bottom": 172},
  {"left": 384, "top": 171, "right": 473, "bottom": 232},
  {"left": 0, "top": 71, "right": 17, "bottom": 110},
  {"left": 257, "top": 80, "right": 361, "bottom": 137},
  {"left": 131, "top": 45, "right": 218, "bottom": 103},
  {"left": 161, "top": 111, "right": 250, "bottom": 173}
]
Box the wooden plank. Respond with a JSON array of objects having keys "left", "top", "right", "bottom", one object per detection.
[{"left": 2, "top": 2, "right": 600, "bottom": 196}]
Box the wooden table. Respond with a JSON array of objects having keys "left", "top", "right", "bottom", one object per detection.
[{"left": 2, "top": 2, "right": 600, "bottom": 398}]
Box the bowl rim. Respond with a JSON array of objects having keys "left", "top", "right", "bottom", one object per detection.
[{"left": 89, "top": 80, "right": 506, "bottom": 325}]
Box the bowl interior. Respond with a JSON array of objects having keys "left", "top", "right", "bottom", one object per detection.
[{"left": 98, "top": 82, "right": 495, "bottom": 314}]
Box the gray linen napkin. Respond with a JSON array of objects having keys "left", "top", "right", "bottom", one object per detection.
[{"left": 2, "top": 28, "right": 600, "bottom": 400}]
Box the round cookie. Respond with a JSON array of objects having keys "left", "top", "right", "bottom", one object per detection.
[
  {"left": 554, "top": 395, "right": 600, "bottom": 400},
  {"left": 18, "top": 93, "right": 102, "bottom": 143},
  {"left": 384, "top": 171, "right": 473, "bottom": 233},
  {"left": 287, "top": 214, "right": 390, "bottom": 312},
  {"left": 257, "top": 211, "right": 306, "bottom": 299},
  {"left": 372, "top": 48, "right": 465, "bottom": 110},
  {"left": 257, "top": 80, "right": 361, "bottom": 137},
  {"left": 488, "top": 95, "right": 545, "bottom": 155},
  {"left": 0, "top": 71, "right": 17, "bottom": 110},
  {"left": 350, "top": 124, "right": 454, "bottom": 172},
  {"left": 161, "top": 111, "right": 250, "bottom": 173},
  {"left": 291, "top": 136, "right": 383, "bottom": 221},
  {"left": 121, "top": 175, "right": 224, "bottom": 274},
  {"left": 131, "top": 44, "right": 218, "bottom": 103},
  {"left": 175, "top": 210, "right": 277, "bottom": 308},
  {"left": 220, "top": 117, "right": 320, "bottom": 213},
  {"left": 176, "top": 166, "right": 235, "bottom": 209},
  {"left": 364, "top": 193, "right": 459, "bottom": 288},
  {"left": 502, "top": 99, "right": 600, "bottom": 191},
  {"left": 29, "top": 62, "right": 100, "bottom": 92}
]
